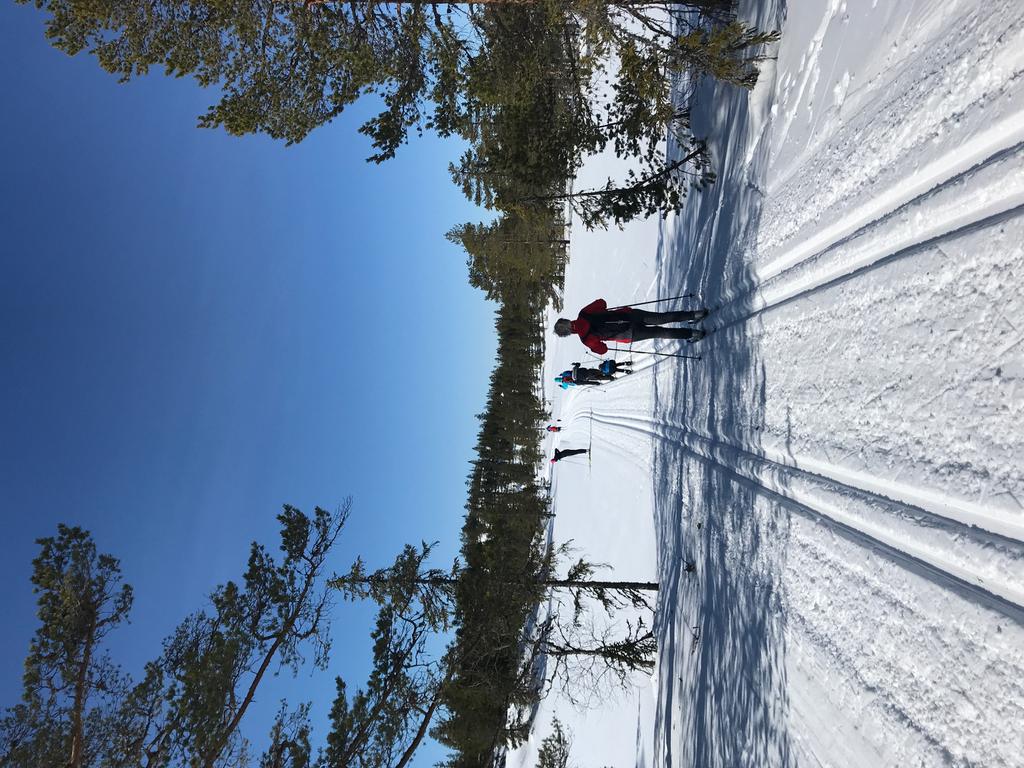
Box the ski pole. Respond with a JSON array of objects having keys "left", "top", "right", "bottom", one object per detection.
[
  {"left": 605, "top": 346, "right": 701, "bottom": 361},
  {"left": 608, "top": 292, "right": 697, "bottom": 311}
]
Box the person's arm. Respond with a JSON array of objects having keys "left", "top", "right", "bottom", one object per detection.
[{"left": 584, "top": 336, "right": 609, "bottom": 355}]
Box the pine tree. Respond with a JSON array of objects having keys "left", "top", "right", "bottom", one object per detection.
[
  {"left": 0, "top": 526, "right": 133, "bottom": 768},
  {"left": 148, "top": 504, "right": 347, "bottom": 768},
  {"left": 535, "top": 719, "right": 570, "bottom": 768}
]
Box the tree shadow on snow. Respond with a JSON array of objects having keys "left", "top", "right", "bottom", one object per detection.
[{"left": 648, "top": 2, "right": 793, "bottom": 765}]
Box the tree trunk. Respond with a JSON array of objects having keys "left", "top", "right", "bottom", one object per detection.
[
  {"left": 521, "top": 148, "right": 705, "bottom": 206},
  {"left": 541, "top": 578, "right": 659, "bottom": 591},
  {"left": 496, "top": 238, "right": 571, "bottom": 245},
  {"left": 355, "top": 575, "right": 659, "bottom": 591},
  {"left": 200, "top": 578, "right": 315, "bottom": 768},
  {"left": 391, "top": 667, "right": 455, "bottom": 768},
  {"left": 67, "top": 619, "right": 96, "bottom": 768}
]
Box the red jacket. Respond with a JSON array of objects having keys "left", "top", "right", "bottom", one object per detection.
[{"left": 569, "top": 298, "right": 631, "bottom": 354}]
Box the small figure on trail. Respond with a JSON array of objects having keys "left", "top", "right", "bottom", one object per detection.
[
  {"left": 554, "top": 371, "right": 576, "bottom": 389},
  {"left": 570, "top": 359, "right": 633, "bottom": 382},
  {"left": 546, "top": 424, "right": 562, "bottom": 433},
  {"left": 555, "top": 367, "right": 602, "bottom": 389},
  {"left": 551, "top": 448, "right": 589, "bottom": 464},
  {"left": 554, "top": 298, "right": 708, "bottom": 353},
  {"left": 569, "top": 363, "right": 614, "bottom": 384},
  {"left": 555, "top": 360, "right": 638, "bottom": 389}
]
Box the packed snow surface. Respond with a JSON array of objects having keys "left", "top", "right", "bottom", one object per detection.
[{"left": 517, "top": 0, "right": 1024, "bottom": 766}]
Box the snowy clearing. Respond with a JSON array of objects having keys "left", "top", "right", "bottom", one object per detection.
[{"left": 516, "top": 0, "right": 1024, "bottom": 766}]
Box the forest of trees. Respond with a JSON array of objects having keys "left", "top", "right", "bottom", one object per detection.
[
  {"left": 20, "top": 0, "right": 775, "bottom": 227},
  {"left": 0, "top": 508, "right": 662, "bottom": 767},
  {"left": 7, "top": 1, "right": 777, "bottom": 766}
]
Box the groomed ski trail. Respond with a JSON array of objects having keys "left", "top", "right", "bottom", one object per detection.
[{"left": 521, "top": 0, "right": 1024, "bottom": 766}]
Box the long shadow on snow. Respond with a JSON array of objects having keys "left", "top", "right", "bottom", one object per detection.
[{"left": 649, "top": 3, "right": 793, "bottom": 766}]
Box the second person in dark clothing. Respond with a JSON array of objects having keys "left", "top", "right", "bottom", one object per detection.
[{"left": 551, "top": 448, "right": 588, "bottom": 463}]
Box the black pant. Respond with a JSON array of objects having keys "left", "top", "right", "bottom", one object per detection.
[
  {"left": 630, "top": 325, "right": 700, "bottom": 342},
  {"left": 553, "top": 448, "right": 588, "bottom": 462},
  {"left": 627, "top": 309, "right": 703, "bottom": 324},
  {"left": 583, "top": 309, "right": 703, "bottom": 342}
]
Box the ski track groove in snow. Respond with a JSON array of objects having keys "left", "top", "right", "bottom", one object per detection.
[
  {"left": 781, "top": 528, "right": 1024, "bottom": 767},
  {"left": 709, "top": 140, "right": 1024, "bottom": 334},
  {"left": 564, "top": 382, "right": 1024, "bottom": 766},
  {"left": 759, "top": 1, "right": 1024, "bottom": 260},
  {"left": 587, "top": 407, "right": 1024, "bottom": 614}
]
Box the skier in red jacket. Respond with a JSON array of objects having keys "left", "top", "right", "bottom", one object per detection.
[{"left": 553, "top": 298, "right": 708, "bottom": 354}]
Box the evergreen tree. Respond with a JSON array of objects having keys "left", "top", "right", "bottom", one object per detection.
[
  {"left": 535, "top": 719, "right": 570, "bottom": 768},
  {"left": 141, "top": 504, "right": 347, "bottom": 768},
  {"left": 0, "top": 525, "right": 133, "bottom": 768},
  {"left": 260, "top": 703, "right": 313, "bottom": 768},
  {"left": 19, "top": 0, "right": 473, "bottom": 159},
  {"left": 19, "top": 1, "right": 778, "bottom": 224},
  {"left": 1, "top": 506, "right": 349, "bottom": 768},
  {"left": 446, "top": 211, "right": 568, "bottom": 304},
  {"left": 323, "top": 543, "right": 457, "bottom": 768}
]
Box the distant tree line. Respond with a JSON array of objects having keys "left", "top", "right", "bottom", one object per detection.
[{"left": 434, "top": 293, "right": 553, "bottom": 762}]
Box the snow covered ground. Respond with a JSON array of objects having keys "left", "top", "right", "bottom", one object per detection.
[{"left": 514, "top": 1, "right": 1024, "bottom": 766}]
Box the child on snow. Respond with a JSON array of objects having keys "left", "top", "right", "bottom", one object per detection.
[
  {"left": 556, "top": 361, "right": 632, "bottom": 389},
  {"left": 554, "top": 366, "right": 603, "bottom": 389}
]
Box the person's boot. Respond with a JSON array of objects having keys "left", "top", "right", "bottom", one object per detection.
[
  {"left": 687, "top": 329, "right": 706, "bottom": 343},
  {"left": 687, "top": 309, "right": 709, "bottom": 323}
]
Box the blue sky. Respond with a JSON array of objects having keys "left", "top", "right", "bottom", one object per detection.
[{"left": 0, "top": 3, "right": 495, "bottom": 762}]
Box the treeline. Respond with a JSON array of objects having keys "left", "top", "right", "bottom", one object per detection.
[
  {"left": 436, "top": 1, "right": 772, "bottom": 761},
  {"left": 435, "top": 8, "right": 574, "bottom": 763},
  {"left": 437, "top": 298, "right": 552, "bottom": 762},
  {"left": 0, "top": 509, "right": 351, "bottom": 768}
]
